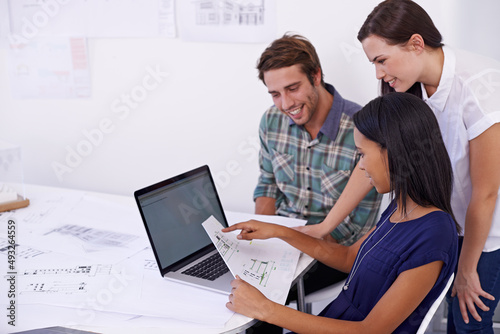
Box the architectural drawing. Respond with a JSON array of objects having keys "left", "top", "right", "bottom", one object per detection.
[
  {"left": 22, "top": 281, "right": 88, "bottom": 295},
  {"left": 214, "top": 232, "right": 238, "bottom": 260},
  {"left": 45, "top": 224, "right": 138, "bottom": 248},
  {"left": 242, "top": 258, "right": 275, "bottom": 287},
  {"left": 192, "top": 0, "right": 265, "bottom": 26},
  {"left": 18, "top": 264, "right": 125, "bottom": 300},
  {"left": 20, "top": 265, "right": 100, "bottom": 295},
  {"left": 202, "top": 216, "right": 301, "bottom": 305},
  {"left": 144, "top": 259, "right": 158, "bottom": 270},
  {"left": 23, "top": 264, "right": 112, "bottom": 277},
  {"left": 0, "top": 238, "right": 46, "bottom": 260}
]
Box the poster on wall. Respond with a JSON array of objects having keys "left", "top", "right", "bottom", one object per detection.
[
  {"left": 0, "top": 0, "right": 10, "bottom": 49},
  {"left": 178, "top": 0, "right": 276, "bottom": 43},
  {"left": 7, "top": 0, "right": 176, "bottom": 40},
  {"left": 7, "top": 37, "right": 91, "bottom": 99}
]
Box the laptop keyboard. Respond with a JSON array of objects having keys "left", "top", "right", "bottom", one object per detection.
[{"left": 182, "top": 253, "right": 229, "bottom": 281}]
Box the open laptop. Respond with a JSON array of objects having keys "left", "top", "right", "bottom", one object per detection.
[{"left": 134, "top": 165, "right": 233, "bottom": 294}]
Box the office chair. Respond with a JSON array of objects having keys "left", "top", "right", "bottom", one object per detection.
[
  {"left": 416, "top": 273, "right": 455, "bottom": 334},
  {"left": 300, "top": 279, "right": 347, "bottom": 314}
]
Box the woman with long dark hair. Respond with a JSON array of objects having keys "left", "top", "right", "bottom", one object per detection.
[
  {"left": 223, "top": 93, "right": 459, "bottom": 333},
  {"left": 357, "top": 1, "right": 500, "bottom": 332}
]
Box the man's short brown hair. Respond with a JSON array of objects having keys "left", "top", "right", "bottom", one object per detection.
[{"left": 256, "top": 33, "right": 325, "bottom": 87}]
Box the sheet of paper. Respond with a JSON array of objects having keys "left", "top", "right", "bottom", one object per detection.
[
  {"left": 178, "top": 0, "right": 276, "bottom": 43},
  {"left": 112, "top": 247, "right": 235, "bottom": 326},
  {"left": 0, "top": 0, "right": 9, "bottom": 49},
  {"left": 1, "top": 240, "right": 232, "bottom": 328},
  {"left": 65, "top": 194, "right": 143, "bottom": 235},
  {"left": 203, "top": 216, "right": 301, "bottom": 305},
  {"left": 13, "top": 193, "right": 149, "bottom": 263},
  {"left": 132, "top": 262, "right": 235, "bottom": 326},
  {"left": 11, "top": 262, "right": 141, "bottom": 307},
  {"left": 0, "top": 236, "right": 49, "bottom": 260},
  {"left": 2, "top": 304, "right": 229, "bottom": 333},
  {"left": 8, "top": 0, "right": 176, "bottom": 39},
  {"left": 22, "top": 222, "right": 148, "bottom": 264},
  {"left": 158, "top": 0, "right": 177, "bottom": 38},
  {"left": 224, "top": 210, "right": 307, "bottom": 228},
  {"left": 7, "top": 36, "right": 91, "bottom": 99},
  {"left": 0, "top": 304, "right": 136, "bottom": 333}
]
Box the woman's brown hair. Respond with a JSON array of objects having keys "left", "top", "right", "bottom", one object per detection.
[{"left": 357, "top": 0, "right": 443, "bottom": 97}]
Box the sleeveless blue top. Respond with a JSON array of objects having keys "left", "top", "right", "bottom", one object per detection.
[{"left": 317, "top": 202, "right": 458, "bottom": 333}]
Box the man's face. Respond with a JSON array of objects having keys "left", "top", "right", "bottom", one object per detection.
[{"left": 263, "top": 64, "right": 320, "bottom": 126}]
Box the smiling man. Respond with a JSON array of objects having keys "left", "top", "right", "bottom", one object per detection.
[{"left": 254, "top": 33, "right": 381, "bottom": 245}]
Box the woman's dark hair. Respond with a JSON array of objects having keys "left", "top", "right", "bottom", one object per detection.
[
  {"left": 257, "top": 33, "right": 325, "bottom": 87},
  {"left": 357, "top": 0, "right": 443, "bottom": 98},
  {"left": 353, "top": 93, "right": 459, "bottom": 232}
]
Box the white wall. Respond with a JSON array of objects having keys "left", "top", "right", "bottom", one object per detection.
[{"left": 1, "top": 0, "right": 499, "bottom": 213}]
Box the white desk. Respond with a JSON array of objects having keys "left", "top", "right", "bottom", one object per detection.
[{"left": 1, "top": 184, "right": 314, "bottom": 333}]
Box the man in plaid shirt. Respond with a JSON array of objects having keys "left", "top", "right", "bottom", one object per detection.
[{"left": 254, "top": 34, "right": 381, "bottom": 246}]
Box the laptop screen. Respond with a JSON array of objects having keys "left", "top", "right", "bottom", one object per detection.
[{"left": 135, "top": 166, "right": 228, "bottom": 272}]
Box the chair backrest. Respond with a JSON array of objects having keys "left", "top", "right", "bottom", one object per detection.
[
  {"left": 416, "top": 273, "right": 454, "bottom": 334},
  {"left": 303, "top": 279, "right": 346, "bottom": 304}
]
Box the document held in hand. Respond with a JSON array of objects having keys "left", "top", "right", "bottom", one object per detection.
[{"left": 202, "top": 215, "right": 302, "bottom": 305}]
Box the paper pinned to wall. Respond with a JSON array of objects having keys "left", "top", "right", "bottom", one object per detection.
[
  {"left": 7, "top": 0, "right": 176, "bottom": 40},
  {"left": 178, "top": 0, "right": 276, "bottom": 43},
  {"left": 7, "top": 36, "right": 91, "bottom": 99},
  {"left": 0, "top": 0, "right": 10, "bottom": 49}
]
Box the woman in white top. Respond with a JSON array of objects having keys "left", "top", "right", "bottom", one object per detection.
[{"left": 355, "top": 0, "right": 500, "bottom": 332}]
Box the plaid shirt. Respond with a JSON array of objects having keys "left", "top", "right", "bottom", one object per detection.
[{"left": 254, "top": 84, "right": 382, "bottom": 245}]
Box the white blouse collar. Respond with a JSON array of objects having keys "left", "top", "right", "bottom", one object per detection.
[{"left": 421, "top": 45, "right": 456, "bottom": 113}]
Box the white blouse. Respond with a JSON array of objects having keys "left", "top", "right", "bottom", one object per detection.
[{"left": 421, "top": 45, "right": 500, "bottom": 252}]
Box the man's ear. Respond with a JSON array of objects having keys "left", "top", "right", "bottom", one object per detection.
[{"left": 313, "top": 68, "right": 322, "bottom": 87}]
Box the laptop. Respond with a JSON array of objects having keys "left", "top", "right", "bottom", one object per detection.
[{"left": 134, "top": 165, "right": 234, "bottom": 294}]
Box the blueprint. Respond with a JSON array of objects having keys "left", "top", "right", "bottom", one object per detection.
[{"left": 202, "top": 216, "right": 301, "bottom": 305}]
